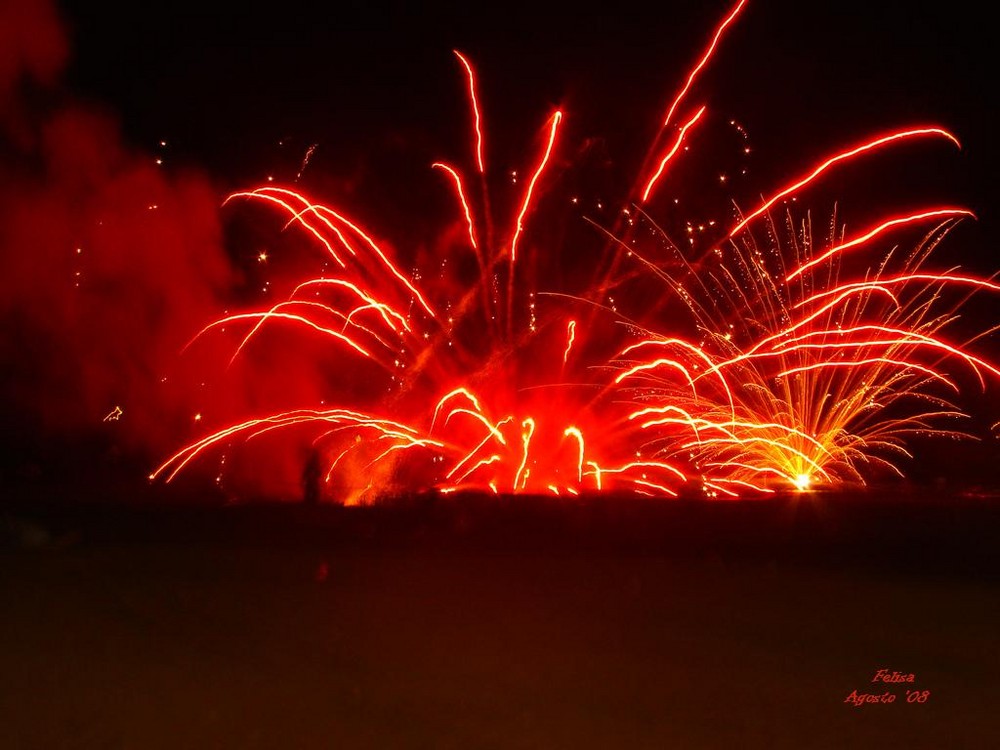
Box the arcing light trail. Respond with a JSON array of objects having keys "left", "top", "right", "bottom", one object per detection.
[{"left": 153, "top": 0, "right": 999, "bottom": 503}]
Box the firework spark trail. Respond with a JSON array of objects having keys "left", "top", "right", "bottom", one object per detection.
[
  {"left": 157, "top": 0, "right": 999, "bottom": 501},
  {"left": 725, "top": 127, "right": 962, "bottom": 240},
  {"left": 152, "top": 409, "right": 428, "bottom": 483},
  {"left": 659, "top": 0, "right": 747, "bottom": 130},
  {"left": 562, "top": 320, "right": 577, "bottom": 366},
  {"left": 223, "top": 189, "right": 348, "bottom": 267},
  {"left": 290, "top": 279, "right": 412, "bottom": 330},
  {"left": 641, "top": 105, "right": 707, "bottom": 203},
  {"left": 235, "top": 187, "right": 439, "bottom": 318},
  {"left": 793, "top": 274, "right": 1000, "bottom": 307},
  {"left": 635, "top": 0, "right": 746, "bottom": 203},
  {"left": 786, "top": 208, "right": 976, "bottom": 281},
  {"left": 453, "top": 50, "right": 486, "bottom": 175},
  {"left": 598, "top": 0, "right": 748, "bottom": 302},
  {"left": 509, "top": 110, "right": 563, "bottom": 264},
  {"left": 432, "top": 163, "right": 480, "bottom": 251},
  {"left": 642, "top": 0, "right": 746, "bottom": 203},
  {"left": 187, "top": 306, "right": 380, "bottom": 357}
]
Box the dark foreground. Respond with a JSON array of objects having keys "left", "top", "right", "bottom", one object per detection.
[{"left": 2, "top": 486, "right": 999, "bottom": 749}]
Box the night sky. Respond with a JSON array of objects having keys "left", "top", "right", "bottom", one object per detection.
[
  {"left": 55, "top": 0, "right": 997, "bottom": 205},
  {"left": 2, "top": 0, "right": 998, "bottom": 491}
]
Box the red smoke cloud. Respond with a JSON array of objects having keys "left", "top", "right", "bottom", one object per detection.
[
  {"left": 0, "top": 0, "right": 67, "bottom": 141},
  {"left": 0, "top": 0, "right": 243, "bottom": 486}
]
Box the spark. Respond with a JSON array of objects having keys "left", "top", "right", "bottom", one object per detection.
[
  {"left": 786, "top": 207, "right": 975, "bottom": 281},
  {"left": 659, "top": 0, "right": 747, "bottom": 129},
  {"left": 453, "top": 50, "right": 486, "bottom": 174},
  {"left": 563, "top": 320, "right": 577, "bottom": 365},
  {"left": 510, "top": 110, "right": 562, "bottom": 263},
  {"left": 727, "top": 127, "right": 961, "bottom": 239},
  {"left": 642, "top": 106, "right": 707, "bottom": 203},
  {"left": 432, "top": 162, "right": 479, "bottom": 250},
  {"left": 296, "top": 143, "right": 318, "bottom": 182}
]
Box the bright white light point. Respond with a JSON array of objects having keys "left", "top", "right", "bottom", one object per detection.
[
  {"left": 257, "top": 251, "right": 268, "bottom": 262},
  {"left": 155, "top": 159, "right": 163, "bottom": 165},
  {"left": 194, "top": 413, "right": 202, "bottom": 421},
  {"left": 793, "top": 474, "right": 811, "bottom": 491}
]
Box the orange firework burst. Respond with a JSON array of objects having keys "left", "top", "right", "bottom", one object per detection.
[
  {"left": 153, "top": 0, "right": 998, "bottom": 502},
  {"left": 609, "top": 204, "right": 999, "bottom": 495}
]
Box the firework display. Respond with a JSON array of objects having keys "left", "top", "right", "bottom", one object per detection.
[{"left": 152, "top": 0, "right": 998, "bottom": 502}]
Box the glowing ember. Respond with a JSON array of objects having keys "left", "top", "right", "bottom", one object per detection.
[{"left": 153, "top": 0, "right": 999, "bottom": 503}]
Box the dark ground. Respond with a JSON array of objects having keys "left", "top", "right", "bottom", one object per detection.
[{"left": 1, "top": 484, "right": 999, "bottom": 749}]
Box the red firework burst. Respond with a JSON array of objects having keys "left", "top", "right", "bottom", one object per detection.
[{"left": 152, "top": 0, "right": 999, "bottom": 503}]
